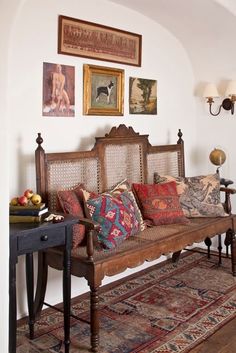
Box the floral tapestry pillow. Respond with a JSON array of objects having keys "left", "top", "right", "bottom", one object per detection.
[
  {"left": 132, "top": 181, "right": 188, "bottom": 226},
  {"left": 154, "top": 173, "right": 227, "bottom": 218},
  {"left": 57, "top": 184, "right": 86, "bottom": 248},
  {"left": 83, "top": 190, "right": 140, "bottom": 249}
]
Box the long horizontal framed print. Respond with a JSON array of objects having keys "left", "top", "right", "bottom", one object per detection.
[
  {"left": 58, "top": 15, "right": 142, "bottom": 67},
  {"left": 83, "top": 64, "right": 124, "bottom": 116}
]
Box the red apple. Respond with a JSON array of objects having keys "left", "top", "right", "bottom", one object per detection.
[
  {"left": 24, "top": 189, "right": 34, "bottom": 199},
  {"left": 31, "top": 193, "right": 42, "bottom": 205},
  {"left": 10, "top": 197, "right": 19, "bottom": 206},
  {"left": 18, "top": 195, "right": 28, "bottom": 206}
]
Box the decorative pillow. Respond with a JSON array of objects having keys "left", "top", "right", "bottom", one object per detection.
[
  {"left": 154, "top": 173, "right": 227, "bottom": 218},
  {"left": 83, "top": 190, "right": 140, "bottom": 249},
  {"left": 107, "top": 179, "right": 146, "bottom": 231},
  {"left": 57, "top": 184, "right": 86, "bottom": 248},
  {"left": 132, "top": 182, "right": 188, "bottom": 226}
]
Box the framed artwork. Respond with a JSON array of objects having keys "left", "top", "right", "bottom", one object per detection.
[
  {"left": 42, "top": 62, "right": 75, "bottom": 117},
  {"left": 129, "top": 77, "right": 157, "bottom": 115},
  {"left": 83, "top": 64, "right": 124, "bottom": 116},
  {"left": 58, "top": 15, "right": 142, "bottom": 67}
]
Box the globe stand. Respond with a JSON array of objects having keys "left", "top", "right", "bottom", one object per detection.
[{"left": 209, "top": 148, "right": 234, "bottom": 264}]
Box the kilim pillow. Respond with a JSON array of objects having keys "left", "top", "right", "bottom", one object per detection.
[
  {"left": 83, "top": 190, "right": 140, "bottom": 249},
  {"left": 107, "top": 179, "right": 146, "bottom": 231},
  {"left": 57, "top": 184, "right": 86, "bottom": 248},
  {"left": 154, "top": 173, "right": 227, "bottom": 218},
  {"left": 132, "top": 181, "right": 188, "bottom": 226}
]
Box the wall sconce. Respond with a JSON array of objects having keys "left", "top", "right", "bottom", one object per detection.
[{"left": 203, "top": 81, "right": 236, "bottom": 116}]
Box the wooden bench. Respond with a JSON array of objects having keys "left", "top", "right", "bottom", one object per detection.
[{"left": 34, "top": 124, "right": 236, "bottom": 352}]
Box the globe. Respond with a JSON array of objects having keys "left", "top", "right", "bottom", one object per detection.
[{"left": 209, "top": 148, "right": 226, "bottom": 166}]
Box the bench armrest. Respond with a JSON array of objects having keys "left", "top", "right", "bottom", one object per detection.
[
  {"left": 79, "top": 217, "right": 100, "bottom": 231},
  {"left": 79, "top": 217, "right": 100, "bottom": 261},
  {"left": 220, "top": 187, "right": 236, "bottom": 214},
  {"left": 220, "top": 187, "right": 236, "bottom": 194}
]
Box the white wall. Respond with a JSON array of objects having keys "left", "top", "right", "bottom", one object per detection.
[
  {"left": 0, "top": 1, "right": 18, "bottom": 350},
  {"left": 192, "top": 1, "right": 236, "bottom": 214},
  {"left": 7, "top": 0, "right": 197, "bottom": 320},
  {"left": 107, "top": 1, "right": 236, "bottom": 216}
]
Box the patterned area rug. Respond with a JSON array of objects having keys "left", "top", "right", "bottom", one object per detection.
[{"left": 16, "top": 250, "right": 236, "bottom": 353}]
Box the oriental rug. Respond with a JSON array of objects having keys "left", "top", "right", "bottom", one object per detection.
[{"left": 16, "top": 250, "right": 236, "bottom": 353}]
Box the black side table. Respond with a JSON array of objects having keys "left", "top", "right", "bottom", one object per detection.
[{"left": 9, "top": 215, "right": 78, "bottom": 353}]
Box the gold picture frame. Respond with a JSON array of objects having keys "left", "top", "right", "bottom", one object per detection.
[
  {"left": 58, "top": 15, "right": 142, "bottom": 67},
  {"left": 83, "top": 64, "right": 124, "bottom": 116}
]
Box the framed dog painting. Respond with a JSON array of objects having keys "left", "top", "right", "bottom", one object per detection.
[{"left": 83, "top": 64, "right": 124, "bottom": 115}]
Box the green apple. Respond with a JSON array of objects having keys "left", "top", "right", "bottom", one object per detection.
[
  {"left": 31, "top": 194, "right": 42, "bottom": 205},
  {"left": 10, "top": 197, "right": 19, "bottom": 206}
]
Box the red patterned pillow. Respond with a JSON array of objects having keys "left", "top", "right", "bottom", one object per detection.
[
  {"left": 57, "top": 185, "right": 85, "bottom": 248},
  {"left": 132, "top": 182, "right": 188, "bottom": 226}
]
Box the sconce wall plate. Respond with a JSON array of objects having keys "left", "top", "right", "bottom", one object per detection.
[{"left": 222, "top": 98, "right": 232, "bottom": 110}]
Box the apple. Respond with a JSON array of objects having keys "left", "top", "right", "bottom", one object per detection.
[
  {"left": 31, "top": 193, "right": 42, "bottom": 205},
  {"left": 24, "top": 189, "right": 34, "bottom": 199},
  {"left": 10, "top": 197, "right": 19, "bottom": 206},
  {"left": 18, "top": 195, "right": 28, "bottom": 206}
]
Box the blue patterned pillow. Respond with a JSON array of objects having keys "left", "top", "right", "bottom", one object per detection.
[{"left": 85, "top": 191, "right": 140, "bottom": 249}]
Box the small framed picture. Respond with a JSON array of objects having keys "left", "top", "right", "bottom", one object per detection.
[
  {"left": 42, "top": 62, "right": 75, "bottom": 117},
  {"left": 83, "top": 64, "right": 124, "bottom": 116},
  {"left": 129, "top": 77, "right": 157, "bottom": 115}
]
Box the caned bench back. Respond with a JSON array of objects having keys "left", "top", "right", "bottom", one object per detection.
[{"left": 35, "top": 124, "right": 185, "bottom": 210}]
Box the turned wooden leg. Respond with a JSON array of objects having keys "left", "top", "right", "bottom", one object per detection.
[
  {"left": 224, "top": 230, "right": 231, "bottom": 257},
  {"left": 25, "top": 253, "right": 35, "bottom": 339},
  {"left": 63, "top": 224, "right": 72, "bottom": 353},
  {"left": 90, "top": 286, "right": 99, "bottom": 352},
  {"left": 231, "top": 231, "right": 236, "bottom": 277},
  {"left": 218, "top": 234, "right": 222, "bottom": 265},
  {"left": 172, "top": 250, "right": 181, "bottom": 263},
  {"left": 204, "top": 237, "right": 212, "bottom": 259},
  {"left": 34, "top": 251, "right": 48, "bottom": 320}
]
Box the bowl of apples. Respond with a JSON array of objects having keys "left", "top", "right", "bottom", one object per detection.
[{"left": 10, "top": 189, "right": 42, "bottom": 207}]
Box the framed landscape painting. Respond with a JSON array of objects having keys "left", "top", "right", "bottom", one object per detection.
[
  {"left": 129, "top": 77, "right": 157, "bottom": 115},
  {"left": 58, "top": 15, "right": 142, "bottom": 67},
  {"left": 42, "top": 62, "right": 75, "bottom": 117},
  {"left": 83, "top": 64, "right": 124, "bottom": 116}
]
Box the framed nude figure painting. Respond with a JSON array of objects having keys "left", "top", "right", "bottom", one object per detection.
[{"left": 42, "top": 62, "right": 75, "bottom": 117}]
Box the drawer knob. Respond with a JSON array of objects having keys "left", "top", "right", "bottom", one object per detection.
[{"left": 41, "top": 235, "right": 48, "bottom": 241}]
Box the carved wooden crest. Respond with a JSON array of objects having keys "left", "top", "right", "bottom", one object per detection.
[
  {"left": 105, "top": 124, "right": 140, "bottom": 138},
  {"left": 94, "top": 124, "right": 149, "bottom": 146}
]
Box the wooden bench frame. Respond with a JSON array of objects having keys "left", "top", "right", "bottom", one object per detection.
[{"left": 34, "top": 124, "right": 236, "bottom": 352}]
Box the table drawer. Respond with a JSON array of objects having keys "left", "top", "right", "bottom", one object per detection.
[{"left": 17, "top": 227, "right": 65, "bottom": 253}]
